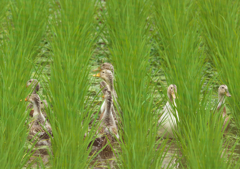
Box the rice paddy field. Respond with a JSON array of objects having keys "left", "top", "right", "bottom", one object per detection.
[{"left": 1, "top": 0, "right": 240, "bottom": 168}]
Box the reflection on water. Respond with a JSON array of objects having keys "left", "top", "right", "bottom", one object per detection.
[
  {"left": 90, "top": 142, "right": 118, "bottom": 169},
  {"left": 158, "top": 139, "right": 180, "bottom": 169},
  {"left": 25, "top": 126, "right": 240, "bottom": 168},
  {"left": 26, "top": 147, "right": 51, "bottom": 168},
  {"left": 89, "top": 138, "right": 181, "bottom": 169},
  {"left": 27, "top": 140, "right": 180, "bottom": 169}
]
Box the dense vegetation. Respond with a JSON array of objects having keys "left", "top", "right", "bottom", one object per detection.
[{"left": 1, "top": 0, "right": 240, "bottom": 168}]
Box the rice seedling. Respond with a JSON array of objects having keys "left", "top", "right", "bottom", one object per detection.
[
  {"left": 153, "top": 0, "right": 239, "bottom": 168},
  {"left": 47, "top": 0, "right": 98, "bottom": 168},
  {"left": 1, "top": 0, "right": 240, "bottom": 168},
  {"left": 0, "top": 0, "right": 48, "bottom": 168},
  {"left": 104, "top": 0, "right": 168, "bottom": 168},
  {"left": 0, "top": 0, "right": 8, "bottom": 23},
  {"left": 199, "top": 0, "right": 240, "bottom": 131}
]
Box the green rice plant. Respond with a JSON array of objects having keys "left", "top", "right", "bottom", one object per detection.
[
  {"left": 153, "top": 0, "right": 238, "bottom": 168},
  {"left": 104, "top": 0, "right": 168, "bottom": 168},
  {"left": 0, "top": 0, "right": 48, "bottom": 168},
  {"left": 0, "top": 0, "right": 8, "bottom": 23},
  {"left": 47, "top": 0, "right": 98, "bottom": 168},
  {"left": 199, "top": 0, "right": 240, "bottom": 131}
]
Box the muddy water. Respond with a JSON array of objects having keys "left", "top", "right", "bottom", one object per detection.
[
  {"left": 89, "top": 139, "right": 181, "bottom": 169},
  {"left": 25, "top": 131, "right": 240, "bottom": 169},
  {"left": 162, "top": 143, "right": 180, "bottom": 168},
  {"left": 155, "top": 139, "right": 181, "bottom": 169},
  {"left": 24, "top": 141, "right": 180, "bottom": 169},
  {"left": 25, "top": 146, "right": 51, "bottom": 168},
  {"left": 89, "top": 141, "right": 119, "bottom": 169}
]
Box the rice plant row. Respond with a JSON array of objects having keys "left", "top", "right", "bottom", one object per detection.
[{"left": 1, "top": 0, "right": 240, "bottom": 168}]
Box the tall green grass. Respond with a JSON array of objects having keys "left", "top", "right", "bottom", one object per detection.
[
  {"left": 199, "top": 0, "right": 240, "bottom": 131},
  {"left": 48, "top": 0, "right": 98, "bottom": 168},
  {"left": 0, "top": 0, "right": 48, "bottom": 168},
  {"left": 105, "top": 0, "right": 167, "bottom": 168},
  {"left": 153, "top": 0, "right": 238, "bottom": 168},
  {"left": 1, "top": 0, "right": 239, "bottom": 168},
  {"left": 0, "top": 0, "right": 8, "bottom": 23}
]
